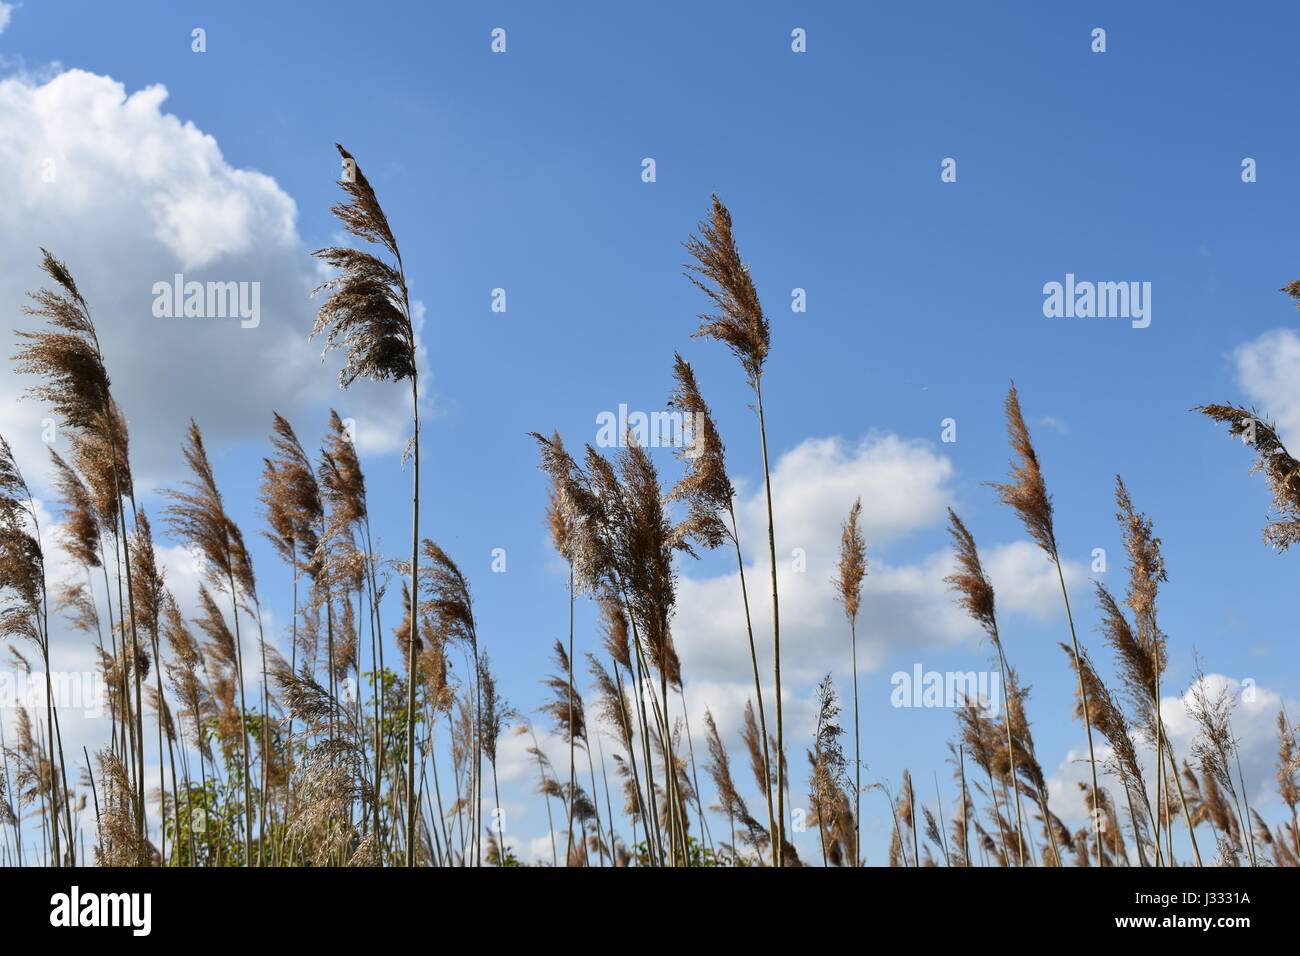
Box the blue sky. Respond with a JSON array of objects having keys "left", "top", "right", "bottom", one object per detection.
[{"left": 1, "top": 1, "right": 1298, "bottom": 865}]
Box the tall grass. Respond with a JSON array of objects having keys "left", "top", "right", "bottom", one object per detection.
[
  {"left": 684, "top": 196, "right": 784, "bottom": 864},
  {"left": 312, "top": 146, "right": 421, "bottom": 866},
  {"left": 2, "top": 210, "right": 1298, "bottom": 870},
  {"left": 990, "top": 384, "right": 1103, "bottom": 865}
]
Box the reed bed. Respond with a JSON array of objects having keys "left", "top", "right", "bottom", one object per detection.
[{"left": 0, "top": 166, "right": 1297, "bottom": 867}]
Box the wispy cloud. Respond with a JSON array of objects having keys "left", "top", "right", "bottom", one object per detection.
[{"left": 1233, "top": 327, "right": 1300, "bottom": 449}]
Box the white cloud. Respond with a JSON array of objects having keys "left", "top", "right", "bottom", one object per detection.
[
  {"left": 1233, "top": 327, "right": 1300, "bottom": 449},
  {"left": 984, "top": 540, "right": 1085, "bottom": 621},
  {"left": 0, "top": 69, "right": 424, "bottom": 493},
  {"left": 1047, "top": 673, "right": 1295, "bottom": 852},
  {"left": 527, "top": 835, "right": 557, "bottom": 866},
  {"left": 1159, "top": 673, "right": 1292, "bottom": 813},
  {"left": 657, "top": 433, "right": 1089, "bottom": 862},
  {"left": 0, "top": 4, "right": 13, "bottom": 36},
  {"left": 672, "top": 433, "right": 1081, "bottom": 686},
  {"left": 737, "top": 434, "right": 955, "bottom": 557}
]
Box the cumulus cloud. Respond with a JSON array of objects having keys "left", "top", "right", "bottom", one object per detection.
[
  {"left": 1048, "top": 673, "right": 1295, "bottom": 841},
  {"left": 597, "top": 431, "right": 1088, "bottom": 861},
  {"left": 736, "top": 434, "right": 954, "bottom": 556},
  {"left": 984, "top": 540, "right": 1085, "bottom": 621},
  {"left": 0, "top": 69, "right": 424, "bottom": 493},
  {"left": 0, "top": 4, "right": 13, "bottom": 35},
  {"left": 1233, "top": 328, "right": 1300, "bottom": 449},
  {"left": 672, "top": 433, "right": 1083, "bottom": 687},
  {"left": 463, "top": 429, "right": 1093, "bottom": 861}
]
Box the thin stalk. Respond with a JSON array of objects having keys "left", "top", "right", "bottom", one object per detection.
[
  {"left": 83, "top": 746, "right": 100, "bottom": 861},
  {"left": 1228, "top": 719, "right": 1257, "bottom": 866},
  {"left": 629, "top": 646, "right": 664, "bottom": 864},
  {"left": 754, "top": 377, "right": 785, "bottom": 865},
  {"left": 677, "top": 685, "right": 712, "bottom": 852},
  {"left": 958, "top": 746, "right": 970, "bottom": 866},
  {"left": 1124, "top": 785, "right": 1148, "bottom": 867},
  {"left": 909, "top": 782, "right": 920, "bottom": 868},
  {"left": 850, "top": 617, "right": 861, "bottom": 865},
  {"left": 429, "top": 711, "right": 451, "bottom": 864},
  {"left": 253, "top": 596, "right": 270, "bottom": 864},
  {"left": 362, "top": 520, "right": 385, "bottom": 858},
  {"left": 935, "top": 774, "right": 951, "bottom": 866},
  {"left": 595, "top": 730, "right": 617, "bottom": 865},
  {"left": 991, "top": 640, "right": 1026, "bottom": 865},
  {"left": 611, "top": 663, "right": 654, "bottom": 866},
  {"left": 223, "top": 566, "right": 254, "bottom": 865},
  {"left": 565, "top": 563, "right": 576, "bottom": 865},
  {"left": 984, "top": 756, "right": 1010, "bottom": 866},
  {"left": 1053, "top": 554, "right": 1103, "bottom": 866},
  {"left": 584, "top": 743, "right": 607, "bottom": 865},
  {"left": 528, "top": 725, "right": 558, "bottom": 867},
  {"left": 403, "top": 339, "right": 420, "bottom": 867},
  {"left": 726, "top": 504, "right": 777, "bottom": 866}
]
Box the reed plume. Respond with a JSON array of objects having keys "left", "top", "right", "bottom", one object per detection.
[
  {"left": 417, "top": 539, "right": 481, "bottom": 863},
  {"left": 809, "top": 674, "right": 854, "bottom": 866},
  {"left": 319, "top": 409, "right": 390, "bottom": 848},
  {"left": 667, "top": 353, "right": 733, "bottom": 550},
  {"left": 260, "top": 412, "right": 326, "bottom": 834},
  {"left": 898, "top": 769, "right": 919, "bottom": 867},
  {"left": 588, "top": 653, "right": 651, "bottom": 855},
  {"left": 129, "top": 511, "right": 170, "bottom": 862},
  {"left": 955, "top": 700, "right": 1013, "bottom": 865},
  {"left": 1198, "top": 403, "right": 1300, "bottom": 551},
  {"left": 1060, "top": 639, "right": 1156, "bottom": 863},
  {"left": 1196, "top": 281, "right": 1300, "bottom": 550},
  {"left": 518, "top": 719, "right": 560, "bottom": 865},
  {"left": 477, "top": 654, "right": 509, "bottom": 864},
  {"left": 1002, "top": 668, "right": 1061, "bottom": 866},
  {"left": 313, "top": 144, "right": 422, "bottom": 865},
  {"left": 277, "top": 659, "right": 373, "bottom": 866},
  {"left": 1277, "top": 709, "right": 1300, "bottom": 860},
  {"left": 533, "top": 429, "right": 693, "bottom": 863},
  {"left": 15, "top": 250, "right": 140, "bottom": 858},
  {"left": 1186, "top": 660, "right": 1254, "bottom": 864},
  {"left": 702, "top": 708, "right": 764, "bottom": 863},
  {"left": 989, "top": 384, "right": 1102, "bottom": 864},
  {"left": 685, "top": 195, "right": 786, "bottom": 865},
  {"left": 614, "top": 440, "right": 692, "bottom": 863},
  {"left": 944, "top": 508, "right": 1028, "bottom": 865},
  {"left": 544, "top": 449, "right": 581, "bottom": 865},
  {"left": 0, "top": 436, "right": 72, "bottom": 862},
  {"left": 1088, "top": 480, "right": 1202, "bottom": 865},
  {"left": 835, "top": 498, "right": 867, "bottom": 865},
  {"left": 162, "top": 593, "right": 214, "bottom": 861},
  {"left": 594, "top": 596, "right": 663, "bottom": 860},
  {"left": 541, "top": 639, "right": 587, "bottom": 863},
  {"left": 93, "top": 749, "right": 152, "bottom": 866},
  {"left": 47, "top": 450, "right": 102, "bottom": 571},
  {"left": 163, "top": 421, "right": 256, "bottom": 863},
  {"left": 668, "top": 354, "right": 778, "bottom": 858},
  {"left": 741, "top": 699, "right": 772, "bottom": 798}
]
